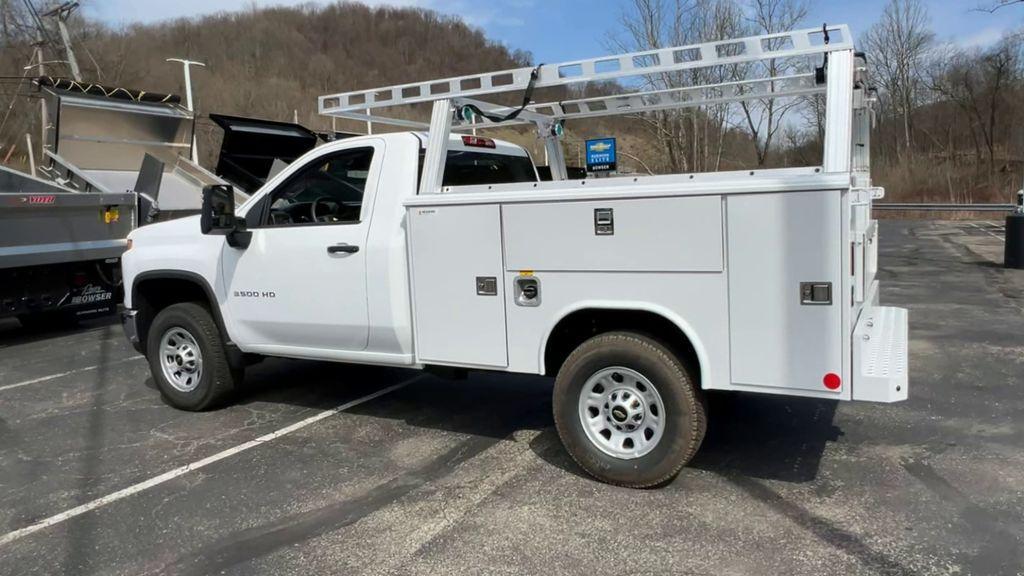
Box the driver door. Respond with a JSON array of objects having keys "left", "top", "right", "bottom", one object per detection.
[{"left": 221, "top": 142, "right": 381, "bottom": 352}]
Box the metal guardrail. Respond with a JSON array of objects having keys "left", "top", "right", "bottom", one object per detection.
[{"left": 873, "top": 203, "right": 1016, "bottom": 212}]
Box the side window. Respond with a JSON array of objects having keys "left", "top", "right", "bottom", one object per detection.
[{"left": 263, "top": 147, "right": 374, "bottom": 226}]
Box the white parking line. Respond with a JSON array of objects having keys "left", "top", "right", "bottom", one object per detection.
[
  {"left": 0, "top": 355, "right": 145, "bottom": 392},
  {"left": 968, "top": 222, "right": 1004, "bottom": 240},
  {"left": 0, "top": 379, "right": 414, "bottom": 547}
]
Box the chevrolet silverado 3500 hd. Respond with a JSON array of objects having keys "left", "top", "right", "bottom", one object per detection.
[{"left": 121, "top": 26, "right": 908, "bottom": 487}]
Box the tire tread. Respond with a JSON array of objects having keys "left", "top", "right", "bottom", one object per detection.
[
  {"left": 146, "top": 302, "right": 239, "bottom": 411},
  {"left": 553, "top": 331, "right": 706, "bottom": 488}
]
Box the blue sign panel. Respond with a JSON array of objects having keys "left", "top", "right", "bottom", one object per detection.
[{"left": 585, "top": 137, "right": 617, "bottom": 172}]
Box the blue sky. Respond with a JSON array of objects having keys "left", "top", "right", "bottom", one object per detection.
[{"left": 86, "top": 0, "right": 1023, "bottom": 64}]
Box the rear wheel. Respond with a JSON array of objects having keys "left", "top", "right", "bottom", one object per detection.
[
  {"left": 553, "top": 331, "right": 706, "bottom": 488},
  {"left": 146, "top": 302, "right": 242, "bottom": 411}
]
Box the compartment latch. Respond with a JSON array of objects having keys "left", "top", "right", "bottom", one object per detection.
[
  {"left": 476, "top": 276, "right": 497, "bottom": 296},
  {"left": 594, "top": 208, "right": 614, "bottom": 235},
  {"left": 800, "top": 282, "right": 832, "bottom": 305}
]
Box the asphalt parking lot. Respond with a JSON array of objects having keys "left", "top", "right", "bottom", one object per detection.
[{"left": 0, "top": 219, "right": 1022, "bottom": 576}]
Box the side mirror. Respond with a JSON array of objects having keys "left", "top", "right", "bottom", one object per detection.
[
  {"left": 201, "top": 185, "right": 252, "bottom": 248},
  {"left": 201, "top": 185, "right": 237, "bottom": 234}
]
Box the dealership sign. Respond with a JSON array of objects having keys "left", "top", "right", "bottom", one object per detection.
[{"left": 585, "top": 138, "right": 617, "bottom": 173}]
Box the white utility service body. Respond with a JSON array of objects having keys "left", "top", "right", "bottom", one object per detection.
[{"left": 122, "top": 25, "right": 907, "bottom": 487}]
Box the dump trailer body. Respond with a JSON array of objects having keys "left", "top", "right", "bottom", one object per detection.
[
  {"left": 35, "top": 79, "right": 242, "bottom": 217},
  {"left": 0, "top": 165, "right": 132, "bottom": 320},
  {"left": 209, "top": 114, "right": 323, "bottom": 193}
]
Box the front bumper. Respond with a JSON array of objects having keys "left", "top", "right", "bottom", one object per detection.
[{"left": 121, "top": 308, "right": 143, "bottom": 353}]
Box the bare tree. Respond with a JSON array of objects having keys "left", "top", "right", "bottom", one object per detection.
[
  {"left": 929, "top": 36, "right": 1020, "bottom": 176},
  {"left": 975, "top": 0, "right": 1024, "bottom": 12},
  {"left": 610, "top": 0, "right": 746, "bottom": 173},
  {"left": 863, "top": 0, "right": 933, "bottom": 161},
  {"left": 735, "top": 0, "right": 808, "bottom": 166}
]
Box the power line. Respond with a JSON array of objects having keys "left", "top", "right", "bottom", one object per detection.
[
  {"left": 0, "top": 52, "right": 38, "bottom": 137},
  {"left": 21, "top": 0, "right": 57, "bottom": 48}
]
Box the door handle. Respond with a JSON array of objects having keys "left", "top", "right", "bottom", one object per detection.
[{"left": 327, "top": 243, "right": 359, "bottom": 254}]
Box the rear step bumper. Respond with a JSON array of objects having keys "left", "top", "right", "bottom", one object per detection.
[{"left": 853, "top": 306, "right": 909, "bottom": 402}]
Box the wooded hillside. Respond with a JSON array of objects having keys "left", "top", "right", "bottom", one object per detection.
[
  {"left": 1, "top": 2, "right": 540, "bottom": 167},
  {"left": 2, "top": 0, "right": 1023, "bottom": 205},
  {"left": 0, "top": 1, "right": 810, "bottom": 177}
]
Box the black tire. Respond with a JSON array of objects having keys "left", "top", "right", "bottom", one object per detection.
[
  {"left": 553, "top": 331, "right": 707, "bottom": 488},
  {"left": 146, "top": 302, "right": 242, "bottom": 411}
]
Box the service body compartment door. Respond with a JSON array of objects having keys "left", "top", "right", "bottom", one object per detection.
[
  {"left": 408, "top": 204, "right": 508, "bottom": 367},
  {"left": 503, "top": 196, "right": 723, "bottom": 272},
  {"left": 727, "top": 190, "right": 844, "bottom": 393}
]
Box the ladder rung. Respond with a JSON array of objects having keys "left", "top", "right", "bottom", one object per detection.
[{"left": 319, "top": 24, "right": 851, "bottom": 118}]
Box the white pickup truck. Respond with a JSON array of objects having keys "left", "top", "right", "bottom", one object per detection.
[{"left": 121, "top": 26, "right": 908, "bottom": 487}]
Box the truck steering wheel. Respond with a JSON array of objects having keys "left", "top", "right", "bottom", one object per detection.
[{"left": 311, "top": 197, "right": 335, "bottom": 222}]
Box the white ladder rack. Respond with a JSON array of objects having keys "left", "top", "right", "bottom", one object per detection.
[
  {"left": 316, "top": 24, "right": 859, "bottom": 191},
  {"left": 318, "top": 24, "right": 851, "bottom": 125},
  {"left": 319, "top": 72, "right": 826, "bottom": 132},
  {"left": 456, "top": 72, "right": 824, "bottom": 131}
]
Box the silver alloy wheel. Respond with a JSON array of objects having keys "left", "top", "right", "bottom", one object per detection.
[
  {"left": 159, "top": 326, "right": 204, "bottom": 392},
  {"left": 578, "top": 366, "right": 665, "bottom": 459}
]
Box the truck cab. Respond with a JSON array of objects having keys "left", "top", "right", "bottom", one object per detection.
[{"left": 123, "top": 132, "right": 537, "bottom": 368}]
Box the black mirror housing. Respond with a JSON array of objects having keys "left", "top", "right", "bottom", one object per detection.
[
  {"left": 201, "top": 185, "right": 237, "bottom": 234},
  {"left": 201, "top": 185, "right": 252, "bottom": 249}
]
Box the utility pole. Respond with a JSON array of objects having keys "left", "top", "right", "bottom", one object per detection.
[
  {"left": 166, "top": 58, "right": 206, "bottom": 163},
  {"left": 21, "top": 0, "right": 54, "bottom": 163},
  {"left": 34, "top": 31, "right": 47, "bottom": 164},
  {"left": 42, "top": 1, "right": 82, "bottom": 82}
]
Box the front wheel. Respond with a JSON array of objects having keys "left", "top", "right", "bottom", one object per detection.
[
  {"left": 146, "top": 302, "right": 242, "bottom": 411},
  {"left": 553, "top": 332, "right": 706, "bottom": 488}
]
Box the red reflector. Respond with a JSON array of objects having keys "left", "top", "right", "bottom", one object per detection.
[
  {"left": 461, "top": 135, "right": 496, "bottom": 149},
  {"left": 823, "top": 373, "right": 841, "bottom": 390}
]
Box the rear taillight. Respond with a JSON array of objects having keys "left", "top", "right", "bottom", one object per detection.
[{"left": 461, "top": 135, "right": 496, "bottom": 149}]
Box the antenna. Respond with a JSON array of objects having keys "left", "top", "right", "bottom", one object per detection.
[{"left": 167, "top": 58, "right": 207, "bottom": 163}]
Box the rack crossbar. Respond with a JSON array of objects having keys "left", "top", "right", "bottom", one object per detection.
[
  {"left": 319, "top": 25, "right": 850, "bottom": 118},
  {"left": 450, "top": 73, "right": 822, "bottom": 131}
]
